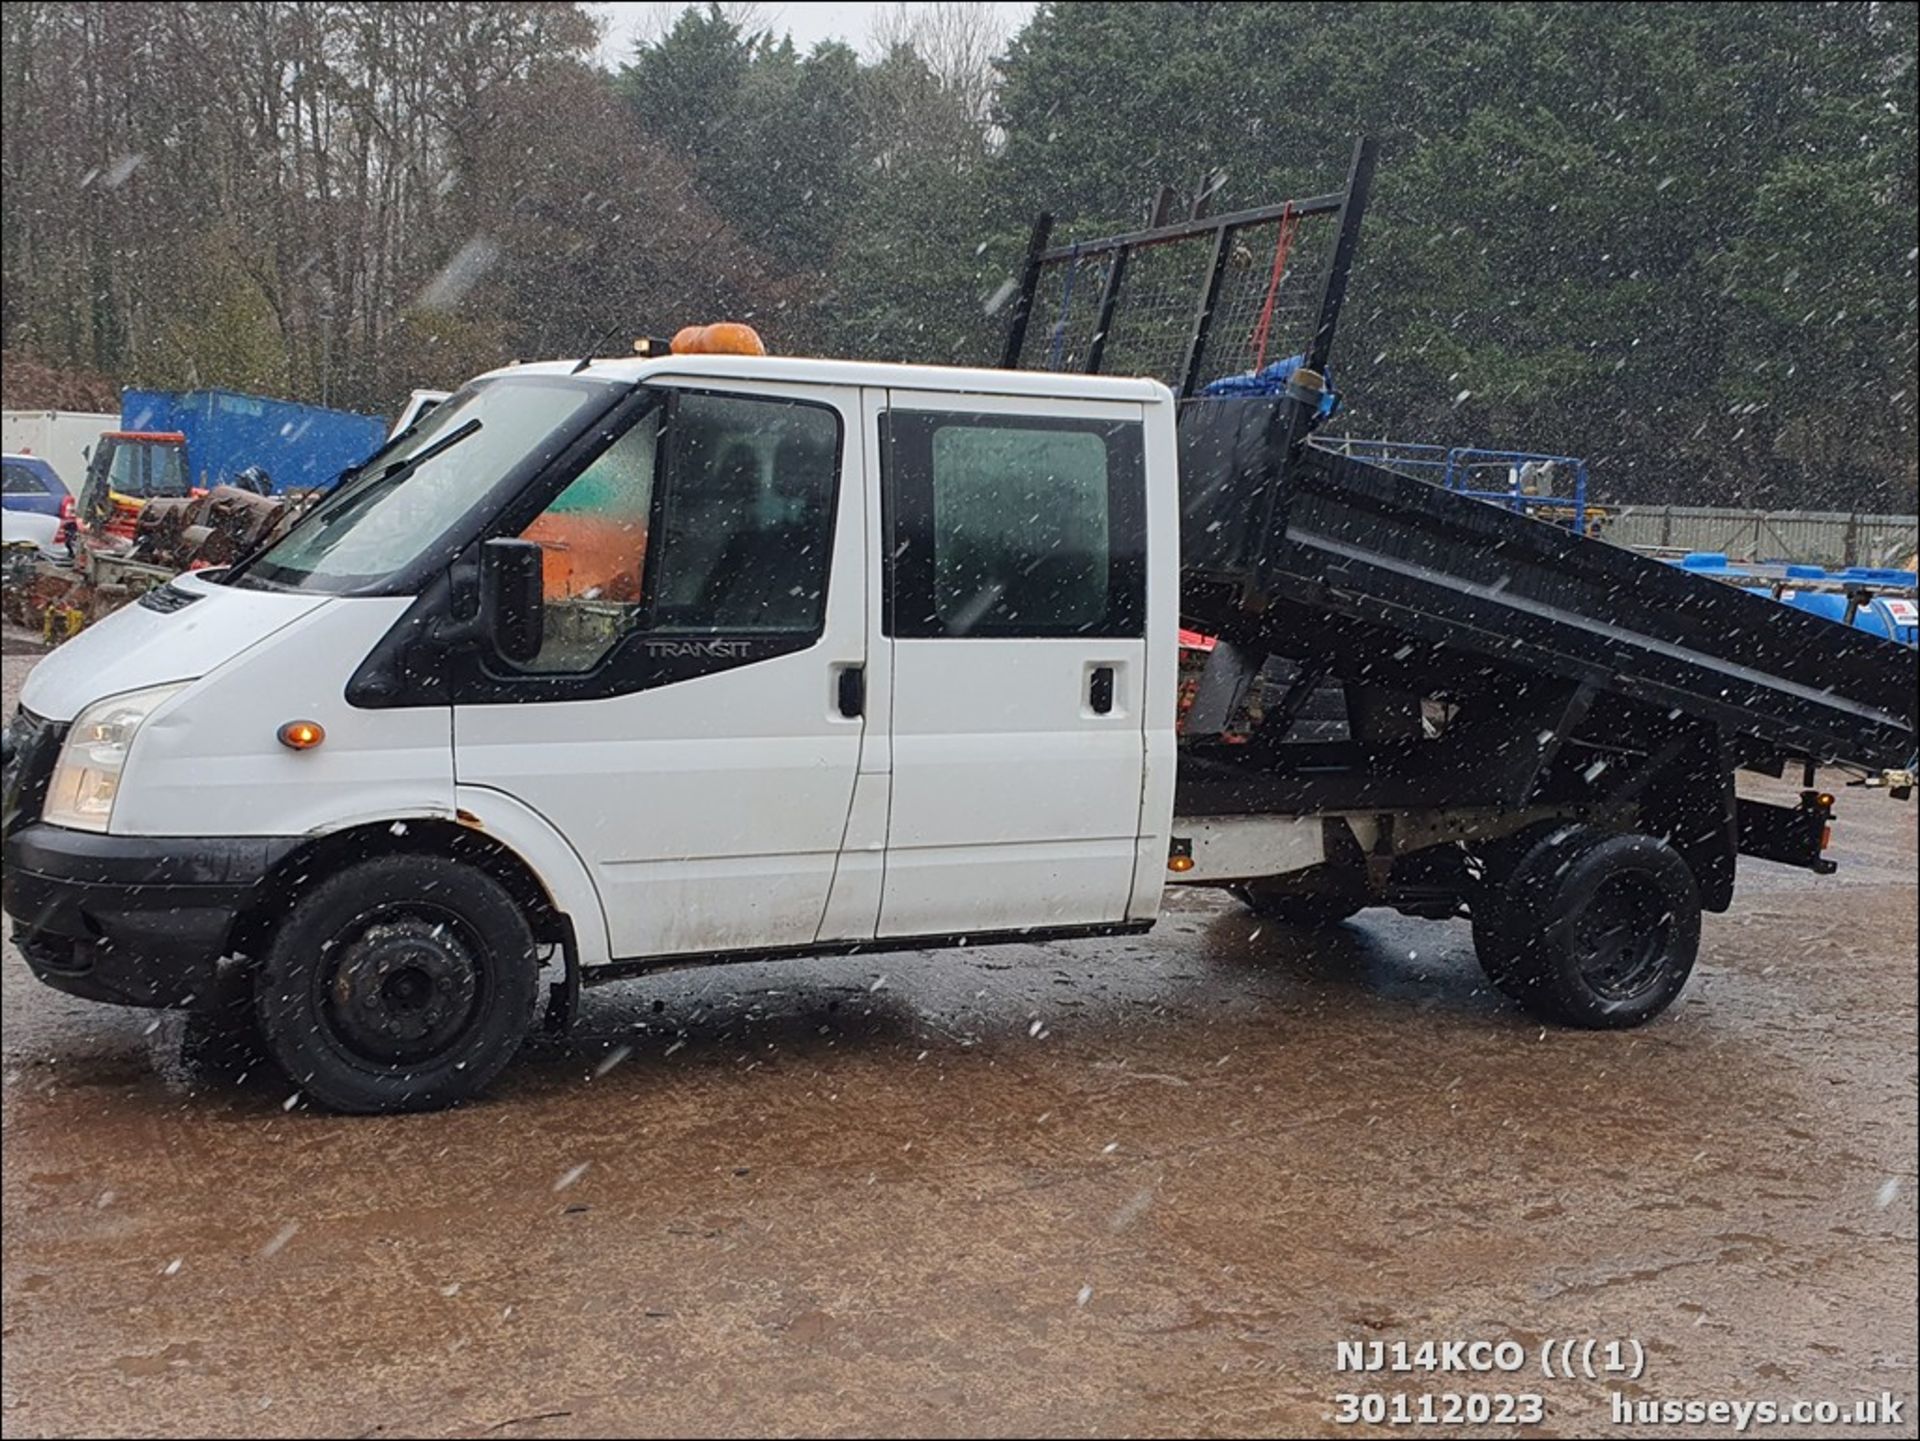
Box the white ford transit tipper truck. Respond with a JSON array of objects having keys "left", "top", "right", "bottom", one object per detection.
[{"left": 3, "top": 348, "right": 1913, "bottom": 1113}]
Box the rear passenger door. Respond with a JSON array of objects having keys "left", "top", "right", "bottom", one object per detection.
[{"left": 877, "top": 391, "right": 1149, "bottom": 937}]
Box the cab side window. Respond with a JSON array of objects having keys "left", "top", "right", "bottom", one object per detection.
[
  {"left": 651, "top": 393, "right": 840, "bottom": 635},
  {"left": 512, "top": 390, "right": 841, "bottom": 674},
  {"left": 884, "top": 410, "right": 1145, "bottom": 638}
]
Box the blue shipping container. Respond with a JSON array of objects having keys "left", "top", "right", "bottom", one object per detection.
[{"left": 120, "top": 388, "right": 387, "bottom": 495}]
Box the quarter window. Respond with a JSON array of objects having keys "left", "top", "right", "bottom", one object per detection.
[{"left": 516, "top": 408, "right": 661, "bottom": 673}]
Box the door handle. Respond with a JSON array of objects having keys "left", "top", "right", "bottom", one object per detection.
[
  {"left": 837, "top": 665, "right": 865, "bottom": 719},
  {"left": 1089, "top": 665, "right": 1115, "bottom": 715}
]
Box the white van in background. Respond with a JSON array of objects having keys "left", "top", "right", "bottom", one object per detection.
[
  {"left": 1, "top": 409, "right": 117, "bottom": 494},
  {"left": 387, "top": 389, "right": 451, "bottom": 442}
]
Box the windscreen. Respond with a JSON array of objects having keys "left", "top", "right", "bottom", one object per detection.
[
  {"left": 104, "top": 439, "right": 189, "bottom": 500},
  {"left": 234, "top": 374, "right": 618, "bottom": 593}
]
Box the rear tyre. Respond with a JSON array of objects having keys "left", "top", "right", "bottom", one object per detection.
[
  {"left": 1475, "top": 827, "right": 1699, "bottom": 1028},
  {"left": 1469, "top": 899, "right": 1514, "bottom": 979},
  {"left": 1231, "top": 881, "right": 1365, "bottom": 928},
  {"left": 253, "top": 855, "right": 539, "bottom": 1113}
]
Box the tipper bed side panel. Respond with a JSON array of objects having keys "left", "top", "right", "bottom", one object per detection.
[{"left": 1175, "top": 398, "right": 1917, "bottom": 772}]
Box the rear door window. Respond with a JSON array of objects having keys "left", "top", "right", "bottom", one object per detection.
[{"left": 883, "top": 410, "right": 1145, "bottom": 638}]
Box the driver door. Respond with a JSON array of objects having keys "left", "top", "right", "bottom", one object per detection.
[{"left": 453, "top": 381, "right": 871, "bottom": 962}]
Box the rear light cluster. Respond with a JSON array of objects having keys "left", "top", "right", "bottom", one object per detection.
[{"left": 1804, "top": 789, "right": 1836, "bottom": 852}]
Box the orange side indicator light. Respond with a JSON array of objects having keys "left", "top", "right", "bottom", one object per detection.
[{"left": 277, "top": 720, "right": 325, "bottom": 750}]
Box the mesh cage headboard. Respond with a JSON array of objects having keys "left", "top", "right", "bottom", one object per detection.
[{"left": 1000, "top": 138, "right": 1377, "bottom": 399}]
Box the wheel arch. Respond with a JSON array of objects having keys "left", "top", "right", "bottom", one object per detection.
[{"left": 226, "top": 807, "right": 608, "bottom": 1015}]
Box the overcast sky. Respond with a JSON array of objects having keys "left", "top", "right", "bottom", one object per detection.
[{"left": 592, "top": 1, "right": 1038, "bottom": 68}]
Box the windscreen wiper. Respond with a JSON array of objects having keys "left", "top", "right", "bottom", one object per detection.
[
  {"left": 226, "top": 418, "right": 485, "bottom": 582},
  {"left": 367, "top": 415, "right": 483, "bottom": 486}
]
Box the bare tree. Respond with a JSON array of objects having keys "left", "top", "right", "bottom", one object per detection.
[
  {"left": 619, "top": 0, "right": 772, "bottom": 55},
  {"left": 868, "top": 1, "right": 1009, "bottom": 124},
  {"left": 0, "top": 1, "right": 602, "bottom": 411}
]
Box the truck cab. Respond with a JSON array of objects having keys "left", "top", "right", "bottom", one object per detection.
[
  {"left": 75, "top": 429, "right": 191, "bottom": 553},
  {"left": 2, "top": 355, "right": 1180, "bottom": 1111}
]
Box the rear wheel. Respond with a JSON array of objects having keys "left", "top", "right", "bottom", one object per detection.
[
  {"left": 253, "top": 855, "right": 539, "bottom": 1113},
  {"left": 1474, "top": 826, "right": 1699, "bottom": 1028}
]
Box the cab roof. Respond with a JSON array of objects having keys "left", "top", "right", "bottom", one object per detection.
[{"left": 476, "top": 352, "right": 1174, "bottom": 405}]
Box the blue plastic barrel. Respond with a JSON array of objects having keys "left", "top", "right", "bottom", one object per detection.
[{"left": 1779, "top": 591, "right": 1919, "bottom": 646}]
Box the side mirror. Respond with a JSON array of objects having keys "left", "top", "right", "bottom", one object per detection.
[{"left": 481, "top": 537, "right": 544, "bottom": 663}]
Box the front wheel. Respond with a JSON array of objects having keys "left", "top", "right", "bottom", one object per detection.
[
  {"left": 1474, "top": 827, "right": 1700, "bottom": 1029},
  {"left": 253, "top": 855, "right": 539, "bottom": 1113}
]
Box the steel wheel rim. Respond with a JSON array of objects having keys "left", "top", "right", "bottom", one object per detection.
[
  {"left": 1573, "top": 872, "right": 1672, "bottom": 1001},
  {"left": 315, "top": 902, "right": 487, "bottom": 1067}
]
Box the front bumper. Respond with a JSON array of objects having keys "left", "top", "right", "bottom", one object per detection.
[{"left": 3, "top": 823, "right": 298, "bottom": 1009}]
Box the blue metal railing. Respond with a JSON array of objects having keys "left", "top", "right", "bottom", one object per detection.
[{"left": 1311, "top": 437, "right": 1591, "bottom": 535}]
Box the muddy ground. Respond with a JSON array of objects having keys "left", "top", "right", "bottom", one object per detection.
[{"left": 3, "top": 639, "right": 1915, "bottom": 1438}]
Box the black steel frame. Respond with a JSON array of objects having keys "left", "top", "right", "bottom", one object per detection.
[{"left": 999, "top": 137, "right": 1379, "bottom": 400}]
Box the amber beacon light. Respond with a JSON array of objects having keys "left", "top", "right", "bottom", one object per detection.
[
  {"left": 277, "top": 720, "right": 326, "bottom": 750},
  {"left": 669, "top": 321, "right": 767, "bottom": 356}
]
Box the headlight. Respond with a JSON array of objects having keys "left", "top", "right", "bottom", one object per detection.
[{"left": 42, "top": 683, "right": 187, "bottom": 833}]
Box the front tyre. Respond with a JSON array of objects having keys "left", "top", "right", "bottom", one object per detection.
[{"left": 253, "top": 855, "right": 539, "bottom": 1113}]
